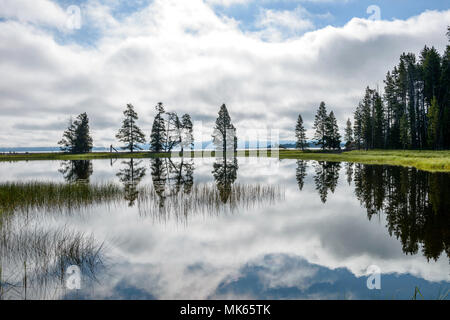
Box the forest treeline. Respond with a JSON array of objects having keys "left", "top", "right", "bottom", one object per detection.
[
  {"left": 353, "top": 28, "right": 450, "bottom": 150},
  {"left": 295, "top": 27, "right": 450, "bottom": 151},
  {"left": 59, "top": 27, "right": 449, "bottom": 154}
]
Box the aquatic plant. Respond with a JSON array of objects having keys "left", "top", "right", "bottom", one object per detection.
[
  {"left": 137, "top": 182, "right": 285, "bottom": 222},
  {"left": 0, "top": 181, "right": 123, "bottom": 216}
]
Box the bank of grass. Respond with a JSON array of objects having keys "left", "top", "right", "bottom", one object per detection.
[
  {"left": 0, "top": 181, "right": 123, "bottom": 216},
  {"left": 277, "top": 149, "right": 450, "bottom": 173},
  {"left": 1, "top": 149, "right": 450, "bottom": 172}
]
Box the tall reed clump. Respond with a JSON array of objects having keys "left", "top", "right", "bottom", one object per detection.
[
  {"left": 137, "top": 183, "right": 285, "bottom": 222},
  {"left": 0, "top": 181, "right": 123, "bottom": 216},
  {"left": 0, "top": 224, "right": 105, "bottom": 300}
]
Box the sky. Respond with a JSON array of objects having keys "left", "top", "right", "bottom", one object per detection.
[{"left": 0, "top": 0, "right": 449, "bottom": 148}]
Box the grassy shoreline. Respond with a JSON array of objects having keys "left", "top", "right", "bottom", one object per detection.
[{"left": 0, "top": 149, "right": 449, "bottom": 172}]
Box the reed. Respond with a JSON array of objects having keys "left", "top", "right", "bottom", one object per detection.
[
  {"left": 0, "top": 223, "right": 105, "bottom": 300},
  {"left": 0, "top": 181, "right": 123, "bottom": 216},
  {"left": 137, "top": 182, "right": 285, "bottom": 222}
]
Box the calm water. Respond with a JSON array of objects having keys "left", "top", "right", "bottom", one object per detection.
[{"left": 0, "top": 157, "right": 449, "bottom": 300}]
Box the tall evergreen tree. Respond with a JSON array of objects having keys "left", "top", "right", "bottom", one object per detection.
[
  {"left": 58, "top": 118, "right": 76, "bottom": 153},
  {"left": 344, "top": 118, "right": 354, "bottom": 150},
  {"left": 427, "top": 97, "right": 439, "bottom": 149},
  {"left": 373, "top": 92, "right": 385, "bottom": 149},
  {"left": 150, "top": 103, "right": 167, "bottom": 152},
  {"left": 399, "top": 114, "right": 410, "bottom": 150},
  {"left": 353, "top": 103, "right": 363, "bottom": 150},
  {"left": 361, "top": 87, "right": 373, "bottom": 150},
  {"left": 212, "top": 104, "right": 237, "bottom": 154},
  {"left": 116, "top": 104, "right": 146, "bottom": 153},
  {"left": 58, "top": 113, "right": 93, "bottom": 154},
  {"left": 313, "top": 102, "right": 328, "bottom": 150},
  {"left": 180, "top": 114, "right": 194, "bottom": 153},
  {"left": 325, "top": 111, "right": 341, "bottom": 150},
  {"left": 165, "top": 112, "right": 182, "bottom": 152},
  {"left": 441, "top": 44, "right": 450, "bottom": 148},
  {"left": 421, "top": 47, "right": 442, "bottom": 105},
  {"left": 383, "top": 71, "right": 396, "bottom": 148},
  {"left": 295, "top": 114, "right": 308, "bottom": 150}
]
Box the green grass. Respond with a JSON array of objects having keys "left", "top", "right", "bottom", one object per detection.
[
  {"left": 1, "top": 149, "right": 450, "bottom": 172},
  {"left": 277, "top": 149, "right": 450, "bottom": 172},
  {"left": 0, "top": 181, "right": 123, "bottom": 216}
]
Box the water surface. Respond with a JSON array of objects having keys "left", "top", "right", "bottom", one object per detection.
[{"left": 0, "top": 157, "right": 448, "bottom": 300}]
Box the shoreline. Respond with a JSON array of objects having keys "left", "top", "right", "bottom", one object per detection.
[{"left": 0, "top": 149, "right": 449, "bottom": 173}]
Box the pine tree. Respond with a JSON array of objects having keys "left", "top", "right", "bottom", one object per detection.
[
  {"left": 441, "top": 45, "right": 450, "bottom": 148},
  {"left": 361, "top": 88, "right": 373, "bottom": 150},
  {"left": 58, "top": 118, "right": 76, "bottom": 153},
  {"left": 180, "top": 114, "right": 194, "bottom": 153},
  {"left": 344, "top": 118, "right": 354, "bottom": 150},
  {"left": 354, "top": 103, "right": 363, "bottom": 150},
  {"left": 373, "top": 92, "right": 385, "bottom": 149},
  {"left": 427, "top": 97, "right": 439, "bottom": 149},
  {"left": 212, "top": 104, "right": 237, "bottom": 154},
  {"left": 58, "top": 113, "right": 93, "bottom": 154},
  {"left": 295, "top": 114, "right": 308, "bottom": 150},
  {"left": 422, "top": 47, "right": 442, "bottom": 105},
  {"left": 116, "top": 104, "right": 146, "bottom": 153},
  {"left": 313, "top": 102, "right": 328, "bottom": 150},
  {"left": 400, "top": 114, "right": 410, "bottom": 150},
  {"left": 325, "top": 111, "right": 341, "bottom": 150},
  {"left": 150, "top": 103, "right": 167, "bottom": 152},
  {"left": 383, "top": 71, "right": 396, "bottom": 148},
  {"left": 165, "top": 112, "right": 182, "bottom": 152}
]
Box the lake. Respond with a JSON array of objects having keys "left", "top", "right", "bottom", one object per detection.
[{"left": 0, "top": 157, "right": 448, "bottom": 300}]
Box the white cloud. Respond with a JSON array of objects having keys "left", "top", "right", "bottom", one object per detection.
[
  {"left": 0, "top": 0, "right": 69, "bottom": 29},
  {"left": 206, "top": 0, "right": 251, "bottom": 6},
  {"left": 0, "top": 0, "right": 449, "bottom": 148},
  {"left": 254, "top": 6, "right": 316, "bottom": 41}
]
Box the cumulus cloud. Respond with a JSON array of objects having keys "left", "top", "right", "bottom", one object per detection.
[
  {"left": 0, "top": 0, "right": 70, "bottom": 29},
  {"left": 0, "top": 0, "right": 449, "bottom": 148},
  {"left": 254, "top": 6, "right": 316, "bottom": 41}
]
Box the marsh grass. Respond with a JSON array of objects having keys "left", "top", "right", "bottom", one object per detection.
[
  {"left": 277, "top": 150, "right": 450, "bottom": 172},
  {"left": 0, "top": 224, "right": 105, "bottom": 300},
  {"left": 0, "top": 181, "right": 123, "bottom": 217},
  {"left": 137, "top": 183, "right": 285, "bottom": 222}
]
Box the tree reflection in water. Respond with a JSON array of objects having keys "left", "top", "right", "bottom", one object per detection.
[
  {"left": 353, "top": 164, "right": 450, "bottom": 261},
  {"left": 138, "top": 157, "right": 284, "bottom": 221},
  {"left": 296, "top": 160, "right": 307, "bottom": 191},
  {"left": 212, "top": 156, "right": 238, "bottom": 203},
  {"left": 116, "top": 159, "right": 146, "bottom": 206},
  {"left": 313, "top": 161, "right": 341, "bottom": 203},
  {"left": 59, "top": 160, "right": 93, "bottom": 183},
  {"left": 295, "top": 160, "right": 449, "bottom": 261},
  {"left": 150, "top": 157, "right": 194, "bottom": 209}
]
